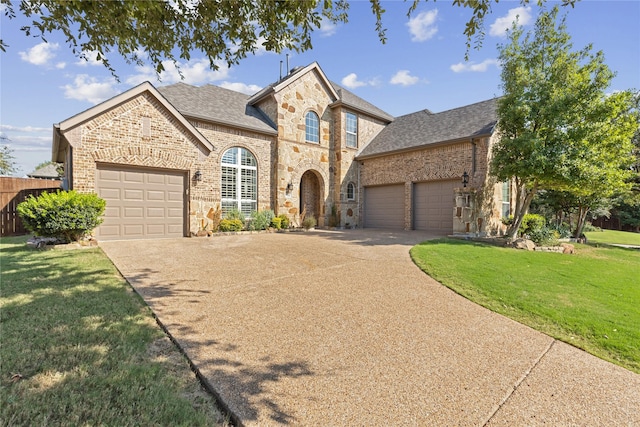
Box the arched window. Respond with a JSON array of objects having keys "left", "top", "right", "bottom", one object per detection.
[
  {"left": 221, "top": 147, "right": 257, "bottom": 216},
  {"left": 305, "top": 111, "right": 320, "bottom": 143},
  {"left": 346, "top": 182, "right": 356, "bottom": 200}
]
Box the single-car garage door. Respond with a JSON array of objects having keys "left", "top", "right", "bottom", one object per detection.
[
  {"left": 413, "top": 180, "right": 457, "bottom": 234},
  {"left": 96, "top": 165, "right": 186, "bottom": 240},
  {"left": 364, "top": 184, "right": 405, "bottom": 229}
]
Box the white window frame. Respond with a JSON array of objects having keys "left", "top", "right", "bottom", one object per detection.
[
  {"left": 305, "top": 111, "right": 320, "bottom": 143},
  {"left": 501, "top": 181, "right": 510, "bottom": 218},
  {"left": 346, "top": 112, "right": 357, "bottom": 148},
  {"left": 221, "top": 147, "right": 257, "bottom": 216},
  {"left": 346, "top": 182, "right": 356, "bottom": 200}
]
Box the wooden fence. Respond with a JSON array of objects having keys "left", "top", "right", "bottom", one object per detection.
[{"left": 1, "top": 177, "right": 62, "bottom": 237}]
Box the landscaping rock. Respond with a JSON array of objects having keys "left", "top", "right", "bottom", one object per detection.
[
  {"left": 560, "top": 243, "right": 575, "bottom": 254},
  {"left": 513, "top": 238, "right": 536, "bottom": 251}
]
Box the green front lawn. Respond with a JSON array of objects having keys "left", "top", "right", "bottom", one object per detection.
[
  {"left": 585, "top": 229, "right": 640, "bottom": 246},
  {"left": 0, "top": 236, "right": 228, "bottom": 426},
  {"left": 410, "top": 239, "right": 640, "bottom": 373}
]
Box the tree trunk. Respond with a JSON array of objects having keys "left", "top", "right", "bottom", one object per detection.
[
  {"left": 573, "top": 205, "right": 590, "bottom": 238},
  {"left": 506, "top": 181, "right": 538, "bottom": 240}
]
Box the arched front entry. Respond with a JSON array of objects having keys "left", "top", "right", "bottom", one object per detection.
[{"left": 299, "top": 170, "right": 323, "bottom": 224}]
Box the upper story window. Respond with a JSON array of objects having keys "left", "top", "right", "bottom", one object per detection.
[
  {"left": 346, "top": 182, "right": 356, "bottom": 200},
  {"left": 305, "top": 111, "right": 320, "bottom": 143},
  {"left": 221, "top": 147, "right": 257, "bottom": 217},
  {"left": 346, "top": 112, "right": 358, "bottom": 148}
]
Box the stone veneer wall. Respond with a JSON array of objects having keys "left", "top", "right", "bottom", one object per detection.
[
  {"left": 65, "top": 92, "right": 276, "bottom": 235},
  {"left": 271, "top": 69, "right": 335, "bottom": 226}
]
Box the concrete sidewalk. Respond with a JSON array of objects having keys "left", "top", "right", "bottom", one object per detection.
[{"left": 100, "top": 230, "right": 639, "bottom": 426}]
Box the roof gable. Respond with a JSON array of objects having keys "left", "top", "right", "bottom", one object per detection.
[
  {"left": 357, "top": 98, "right": 498, "bottom": 159},
  {"left": 53, "top": 81, "right": 214, "bottom": 158}
]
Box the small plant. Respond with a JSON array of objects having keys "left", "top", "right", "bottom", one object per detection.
[
  {"left": 219, "top": 219, "right": 244, "bottom": 232},
  {"left": 250, "top": 209, "right": 275, "bottom": 231},
  {"left": 520, "top": 213, "right": 546, "bottom": 238},
  {"left": 277, "top": 214, "right": 290, "bottom": 229},
  {"left": 206, "top": 205, "right": 222, "bottom": 232},
  {"left": 302, "top": 215, "right": 316, "bottom": 230},
  {"left": 17, "top": 190, "right": 106, "bottom": 242},
  {"left": 224, "top": 208, "right": 245, "bottom": 223},
  {"left": 270, "top": 216, "right": 282, "bottom": 229},
  {"left": 528, "top": 227, "right": 560, "bottom": 246}
]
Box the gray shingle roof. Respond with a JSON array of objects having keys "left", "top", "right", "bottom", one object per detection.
[
  {"left": 329, "top": 82, "right": 394, "bottom": 122},
  {"left": 357, "top": 98, "right": 499, "bottom": 159},
  {"left": 157, "top": 83, "right": 277, "bottom": 134},
  {"left": 28, "top": 163, "right": 62, "bottom": 179}
]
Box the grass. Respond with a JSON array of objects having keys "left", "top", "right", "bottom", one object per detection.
[
  {"left": 0, "top": 236, "right": 229, "bottom": 427},
  {"left": 584, "top": 229, "right": 640, "bottom": 246},
  {"left": 410, "top": 239, "right": 640, "bottom": 374}
]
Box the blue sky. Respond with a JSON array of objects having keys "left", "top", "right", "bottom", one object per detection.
[{"left": 1, "top": 0, "right": 639, "bottom": 176}]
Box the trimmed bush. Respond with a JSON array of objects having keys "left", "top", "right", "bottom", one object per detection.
[
  {"left": 520, "top": 213, "right": 546, "bottom": 237},
  {"left": 219, "top": 219, "right": 244, "bottom": 232},
  {"left": 250, "top": 209, "right": 275, "bottom": 231},
  {"left": 16, "top": 190, "right": 106, "bottom": 243},
  {"left": 277, "top": 214, "right": 290, "bottom": 229},
  {"left": 302, "top": 215, "right": 317, "bottom": 230},
  {"left": 224, "top": 208, "right": 245, "bottom": 223},
  {"left": 270, "top": 217, "right": 282, "bottom": 229}
]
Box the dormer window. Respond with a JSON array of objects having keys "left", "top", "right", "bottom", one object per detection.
[
  {"left": 346, "top": 112, "right": 357, "bottom": 148},
  {"left": 305, "top": 111, "right": 320, "bottom": 143}
]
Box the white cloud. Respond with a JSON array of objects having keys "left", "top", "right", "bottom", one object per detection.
[
  {"left": 0, "top": 124, "right": 50, "bottom": 133},
  {"left": 407, "top": 10, "right": 438, "bottom": 42},
  {"left": 489, "top": 6, "right": 532, "bottom": 37},
  {"left": 55, "top": 62, "right": 66, "bottom": 69},
  {"left": 450, "top": 59, "right": 499, "bottom": 73},
  {"left": 76, "top": 50, "right": 104, "bottom": 67},
  {"left": 219, "top": 81, "right": 263, "bottom": 95},
  {"left": 126, "top": 59, "right": 230, "bottom": 86},
  {"left": 319, "top": 16, "right": 338, "bottom": 37},
  {"left": 19, "top": 42, "right": 60, "bottom": 66},
  {"left": 341, "top": 73, "right": 367, "bottom": 89},
  {"left": 390, "top": 70, "right": 420, "bottom": 86},
  {"left": 62, "top": 75, "right": 119, "bottom": 104}
]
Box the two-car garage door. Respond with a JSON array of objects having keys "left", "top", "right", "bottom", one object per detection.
[
  {"left": 363, "top": 180, "right": 456, "bottom": 234},
  {"left": 95, "top": 165, "right": 186, "bottom": 240}
]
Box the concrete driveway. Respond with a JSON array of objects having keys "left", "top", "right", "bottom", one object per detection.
[{"left": 100, "top": 230, "right": 639, "bottom": 426}]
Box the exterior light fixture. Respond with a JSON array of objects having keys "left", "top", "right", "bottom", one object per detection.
[
  {"left": 194, "top": 170, "right": 203, "bottom": 181},
  {"left": 462, "top": 171, "right": 469, "bottom": 188},
  {"left": 286, "top": 182, "right": 293, "bottom": 192}
]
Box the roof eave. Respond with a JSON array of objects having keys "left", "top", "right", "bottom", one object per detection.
[
  {"left": 356, "top": 133, "right": 493, "bottom": 161},
  {"left": 329, "top": 100, "right": 394, "bottom": 123},
  {"left": 182, "top": 113, "right": 278, "bottom": 136}
]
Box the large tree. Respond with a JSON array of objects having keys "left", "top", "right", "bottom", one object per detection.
[
  {"left": 1, "top": 0, "right": 576, "bottom": 78},
  {"left": 0, "top": 145, "right": 18, "bottom": 175},
  {"left": 491, "top": 6, "right": 638, "bottom": 239}
]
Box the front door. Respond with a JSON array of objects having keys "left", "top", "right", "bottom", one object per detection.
[{"left": 299, "top": 170, "right": 321, "bottom": 223}]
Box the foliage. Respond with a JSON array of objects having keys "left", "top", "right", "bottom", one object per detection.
[
  {"left": 16, "top": 190, "right": 106, "bottom": 242},
  {"left": 277, "top": 214, "right": 290, "bottom": 229},
  {"left": 270, "top": 216, "right": 282, "bottom": 230},
  {"left": 491, "top": 7, "right": 638, "bottom": 239},
  {"left": 519, "top": 213, "right": 545, "bottom": 237},
  {"left": 1, "top": 0, "right": 576, "bottom": 79},
  {"left": 302, "top": 215, "right": 317, "bottom": 230},
  {"left": 0, "top": 236, "right": 227, "bottom": 426},
  {"left": 219, "top": 219, "right": 244, "bottom": 232},
  {"left": 410, "top": 239, "right": 640, "bottom": 373},
  {"left": 0, "top": 145, "right": 17, "bottom": 175},
  {"left": 249, "top": 209, "right": 275, "bottom": 231},
  {"left": 224, "top": 208, "right": 245, "bottom": 223}
]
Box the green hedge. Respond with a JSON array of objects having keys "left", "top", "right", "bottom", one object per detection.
[{"left": 17, "top": 190, "right": 106, "bottom": 242}]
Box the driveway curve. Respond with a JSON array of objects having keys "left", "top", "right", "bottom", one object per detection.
[{"left": 100, "top": 230, "right": 639, "bottom": 426}]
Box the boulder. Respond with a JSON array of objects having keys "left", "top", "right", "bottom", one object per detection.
[
  {"left": 560, "top": 243, "right": 575, "bottom": 254},
  {"left": 513, "top": 238, "right": 536, "bottom": 251}
]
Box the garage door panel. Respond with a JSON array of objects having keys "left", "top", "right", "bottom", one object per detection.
[
  {"left": 364, "top": 185, "right": 405, "bottom": 229},
  {"left": 96, "top": 165, "right": 185, "bottom": 240},
  {"left": 414, "top": 180, "right": 456, "bottom": 234}
]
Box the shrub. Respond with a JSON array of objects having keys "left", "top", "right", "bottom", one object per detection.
[
  {"left": 250, "top": 209, "right": 275, "bottom": 231},
  {"left": 302, "top": 215, "right": 317, "bottom": 230},
  {"left": 224, "top": 208, "right": 245, "bottom": 222},
  {"left": 549, "top": 222, "right": 572, "bottom": 239},
  {"left": 277, "top": 214, "right": 290, "bottom": 229},
  {"left": 270, "top": 217, "right": 282, "bottom": 229},
  {"left": 528, "top": 227, "right": 560, "bottom": 246},
  {"left": 520, "top": 213, "right": 546, "bottom": 237},
  {"left": 16, "top": 190, "right": 106, "bottom": 243},
  {"left": 219, "top": 219, "right": 244, "bottom": 232}
]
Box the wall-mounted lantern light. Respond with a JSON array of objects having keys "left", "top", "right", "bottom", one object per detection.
[
  {"left": 462, "top": 171, "right": 469, "bottom": 188},
  {"left": 194, "top": 170, "right": 203, "bottom": 181},
  {"left": 286, "top": 182, "right": 293, "bottom": 193}
]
